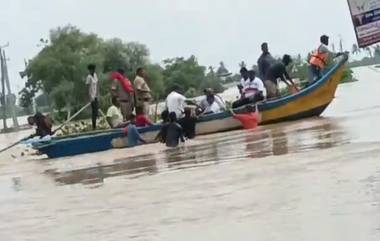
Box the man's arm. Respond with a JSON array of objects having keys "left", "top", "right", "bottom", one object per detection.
[
  {"left": 143, "top": 116, "right": 154, "bottom": 126},
  {"left": 111, "top": 79, "right": 118, "bottom": 97},
  {"left": 178, "top": 126, "right": 185, "bottom": 143},
  {"left": 106, "top": 117, "right": 115, "bottom": 128}
]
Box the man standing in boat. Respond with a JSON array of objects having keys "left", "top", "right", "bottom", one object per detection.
[
  {"left": 257, "top": 42, "right": 276, "bottom": 80},
  {"left": 134, "top": 67, "right": 152, "bottom": 115},
  {"left": 111, "top": 69, "right": 135, "bottom": 121},
  {"left": 86, "top": 64, "right": 99, "bottom": 130},
  {"left": 166, "top": 85, "right": 187, "bottom": 119},
  {"left": 309, "top": 35, "right": 344, "bottom": 84}
]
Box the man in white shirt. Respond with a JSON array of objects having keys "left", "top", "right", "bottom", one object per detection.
[
  {"left": 165, "top": 85, "right": 187, "bottom": 118},
  {"left": 86, "top": 64, "right": 99, "bottom": 130},
  {"left": 232, "top": 70, "right": 266, "bottom": 109},
  {"left": 199, "top": 88, "right": 226, "bottom": 115},
  {"left": 106, "top": 97, "right": 128, "bottom": 128}
]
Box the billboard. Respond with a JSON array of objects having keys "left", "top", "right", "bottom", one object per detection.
[{"left": 347, "top": 0, "right": 380, "bottom": 47}]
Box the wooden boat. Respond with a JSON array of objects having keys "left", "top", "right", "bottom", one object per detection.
[{"left": 33, "top": 55, "right": 348, "bottom": 158}]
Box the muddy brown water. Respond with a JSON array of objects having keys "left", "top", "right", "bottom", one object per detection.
[{"left": 0, "top": 66, "right": 380, "bottom": 241}]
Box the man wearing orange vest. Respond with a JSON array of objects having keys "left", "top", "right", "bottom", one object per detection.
[{"left": 309, "top": 35, "right": 343, "bottom": 84}]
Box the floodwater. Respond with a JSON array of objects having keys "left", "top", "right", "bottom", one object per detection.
[{"left": 1, "top": 66, "right": 380, "bottom": 241}]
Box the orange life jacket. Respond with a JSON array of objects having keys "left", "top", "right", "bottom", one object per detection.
[{"left": 309, "top": 45, "right": 329, "bottom": 70}]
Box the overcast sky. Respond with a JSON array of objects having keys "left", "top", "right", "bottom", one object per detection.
[{"left": 1, "top": 0, "right": 357, "bottom": 93}]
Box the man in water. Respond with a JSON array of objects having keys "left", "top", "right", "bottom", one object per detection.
[
  {"left": 157, "top": 112, "right": 185, "bottom": 147},
  {"left": 86, "top": 64, "right": 99, "bottom": 130},
  {"left": 199, "top": 88, "right": 226, "bottom": 115},
  {"left": 134, "top": 67, "right": 152, "bottom": 115},
  {"left": 179, "top": 107, "right": 197, "bottom": 139},
  {"left": 257, "top": 42, "right": 276, "bottom": 80},
  {"left": 232, "top": 70, "right": 266, "bottom": 108},
  {"left": 264, "top": 54, "right": 297, "bottom": 98},
  {"left": 309, "top": 35, "right": 343, "bottom": 84},
  {"left": 230, "top": 104, "right": 260, "bottom": 130},
  {"left": 123, "top": 114, "right": 146, "bottom": 147},
  {"left": 111, "top": 69, "right": 134, "bottom": 121},
  {"left": 27, "top": 113, "right": 53, "bottom": 138},
  {"left": 166, "top": 85, "right": 187, "bottom": 119}
]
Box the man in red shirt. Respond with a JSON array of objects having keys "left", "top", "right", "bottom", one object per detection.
[
  {"left": 135, "top": 106, "right": 154, "bottom": 127},
  {"left": 230, "top": 104, "right": 260, "bottom": 130}
]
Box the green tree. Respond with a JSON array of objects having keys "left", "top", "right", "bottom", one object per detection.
[
  {"left": 162, "top": 56, "right": 223, "bottom": 96},
  {"left": 19, "top": 25, "right": 151, "bottom": 116}
]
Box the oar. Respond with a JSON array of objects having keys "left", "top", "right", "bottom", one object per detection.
[
  {"left": 0, "top": 102, "right": 91, "bottom": 154},
  {"left": 52, "top": 102, "right": 91, "bottom": 134},
  {"left": 0, "top": 137, "right": 29, "bottom": 154}
]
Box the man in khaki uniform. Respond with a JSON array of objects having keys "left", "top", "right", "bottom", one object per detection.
[
  {"left": 134, "top": 67, "right": 152, "bottom": 115},
  {"left": 111, "top": 69, "right": 135, "bottom": 121}
]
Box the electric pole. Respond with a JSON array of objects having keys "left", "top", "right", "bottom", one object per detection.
[
  {"left": 0, "top": 49, "right": 7, "bottom": 130},
  {"left": 2, "top": 50, "right": 19, "bottom": 128}
]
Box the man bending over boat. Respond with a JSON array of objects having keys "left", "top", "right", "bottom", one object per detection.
[
  {"left": 264, "top": 54, "right": 297, "bottom": 98},
  {"left": 232, "top": 70, "right": 266, "bottom": 108},
  {"left": 27, "top": 113, "right": 53, "bottom": 138}
]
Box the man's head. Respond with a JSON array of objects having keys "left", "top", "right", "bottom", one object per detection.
[
  {"left": 282, "top": 54, "right": 292, "bottom": 66},
  {"left": 130, "top": 114, "right": 136, "bottom": 124},
  {"left": 136, "top": 106, "right": 144, "bottom": 115},
  {"left": 248, "top": 70, "right": 256, "bottom": 80},
  {"left": 204, "top": 88, "right": 214, "bottom": 97},
  {"left": 136, "top": 67, "right": 146, "bottom": 78},
  {"left": 111, "top": 97, "right": 120, "bottom": 107},
  {"left": 161, "top": 110, "right": 169, "bottom": 122},
  {"left": 184, "top": 107, "right": 192, "bottom": 118},
  {"left": 169, "top": 112, "right": 177, "bottom": 122},
  {"left": 261, "top": 42, "right": 269, "bottom": 53},
  {"left": 117, "top": 68, "right": 125, "bottom": 75},
  {"left": 320, "top": 35, "right": 329, "bottom": 46},
  {"left": 88, "top": 64, "right": 96, "bottom": 75},
  {"left": 27, "top": 116, "right": 35, "bottom": 126},
  {"left": 240, "top": 67, "right": 249, "bottom": 80}
]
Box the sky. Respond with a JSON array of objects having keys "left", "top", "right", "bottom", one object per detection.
[{"left": 1, "top": 0, "right": 358, "bottom": 94}]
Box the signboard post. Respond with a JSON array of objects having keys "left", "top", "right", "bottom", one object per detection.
[{"left": 347, "top": 0, "right": 380, "bottom": 47}]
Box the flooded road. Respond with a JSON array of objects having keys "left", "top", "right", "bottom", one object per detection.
[{"left": 1, "top": 66, "right": 380, "bottom": 241}]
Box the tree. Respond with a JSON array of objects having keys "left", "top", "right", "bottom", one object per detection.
[
  {"left": 352, "top": 43, "right": 360, "bottom": 55},
  {"left": 19, "top": 25, "right": 151, "bottom": 114},
  {"left": 364, "top": 47, "right": 373, "bottom": 58},
  {"left": 162, "top": 55, "right": 223, "bottom": 96}
]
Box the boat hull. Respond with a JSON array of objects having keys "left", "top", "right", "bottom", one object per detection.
[{"left": 34, "top": 55, "right": 348, "bottom": 158}]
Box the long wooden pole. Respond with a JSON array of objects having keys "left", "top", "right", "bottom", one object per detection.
[
  {"left": 2, "top": 51, "right": 19, "bottom": 128},
  {"left": 0, "top": 50, "right": 7, "bottom": 130}
]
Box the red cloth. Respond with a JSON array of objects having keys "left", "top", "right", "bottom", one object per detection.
[
  {"left": 233, "top": 112, "right": 260, "bottom": 129},
  {"left": 111, "top": 72, "right": 134, "bottom": 93},
  {"left": 135, "top": 114, "right": 154, "bottom": 127}
]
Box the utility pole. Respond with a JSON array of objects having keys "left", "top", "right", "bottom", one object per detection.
[
  {"left": 2, "top": 50, "right": 19, "bottom": 128},
  {"left": 0, "top": 49, "right": 7, "bottom": 130}
]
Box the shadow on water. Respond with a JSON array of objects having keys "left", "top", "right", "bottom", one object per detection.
[{"left": 46, "top": 117, "right": 350, "bottom": 186}]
